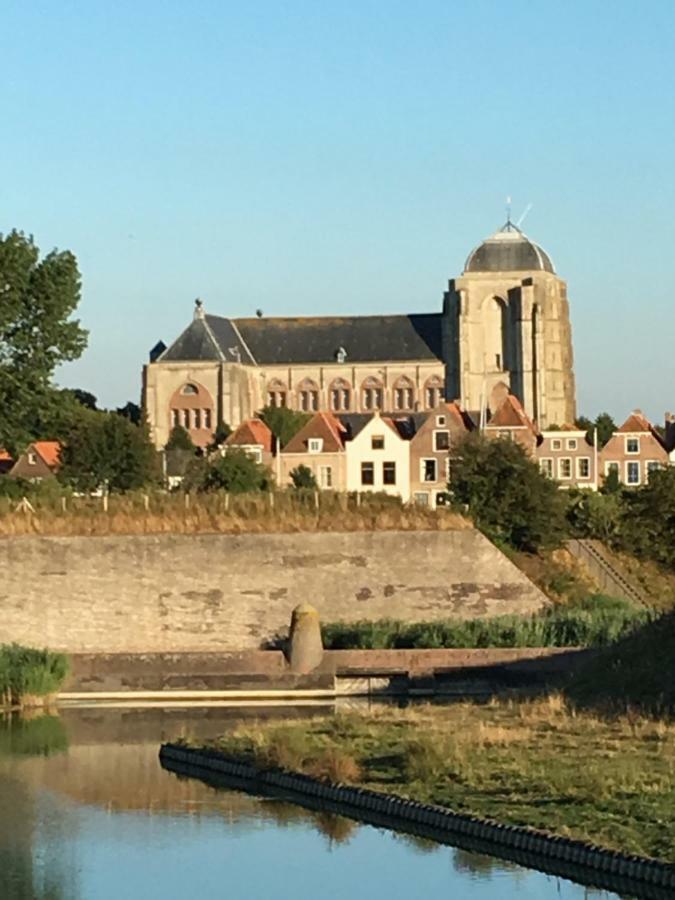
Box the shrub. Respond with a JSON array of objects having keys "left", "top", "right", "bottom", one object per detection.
[
  {"left": 0, "top": 644, "right": 69, "bottom": 708},
  {"left": 308, "top": 748, "right": 362, "bottom": 783},
  {"left": 290, "top": 465, "right": 317, "bottom": 490},
  {"left": 185, "top": 449, "right": 272, "bottom": 493}
]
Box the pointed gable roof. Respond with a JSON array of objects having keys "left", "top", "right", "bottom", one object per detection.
[
  {"left": 225, "top": 418, "right": 274, "bottom": 452},
  {"left": 617, "top": 411, "right": 654, "bottom": 434},
  {"left": 487, "top": 394, "right": 537, "bottom": 432},
  {"left": 33, "top": 441, "right": 62, "bottom": 469},
  {"left": 282, "top": 412, "right": 347, "bottom": 454}
]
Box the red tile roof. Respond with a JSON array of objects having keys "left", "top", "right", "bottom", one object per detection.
[
  {"left": 487, "top": 394, "right": 537, "bottom": 432},
  {"left": 282, "top": 412, "right": 347, "bottom": 454},
  {"left": 225, "top": 418, "right": 274, "bottom": 453},
  {"left": 0, "top": 449, "right": 13, "bottom": 463},
  {"left": 32, "top": 441, "right": 62, "bottom": 470},
  {"left": 617, "top": 411, "right": 654, "bottom": 434}
]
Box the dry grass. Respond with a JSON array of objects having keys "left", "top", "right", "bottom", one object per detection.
[
  {"left": 203, "top": 700, "right": 675, "bottom": 861},
  {"left": 0, "top": 492, "right": 471, "bottom": 537}
]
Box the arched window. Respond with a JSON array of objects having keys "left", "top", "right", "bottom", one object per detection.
[
  {"left": 297, "top": 377, "right": 319, "bottom": 412},
  {"left": 393, "top": 375, "right": 415, "bottom": 411},
  {"left": 181, "top": 384, "right": 199, "bottom": 395},
  {"left": 482, "top": 296, "right": 508, "bottom": 372},
  {"left": 361, "top": 376, "right": 384, "bottom": 411},
  {"left": 424, "top": 375, "right": 444, "bottom": 409},
  {"left": 329, "top": 377, "right": 351, "bottom": 411},
  {"left": 267, "top": 378, "right": 287, "bottom": 408},
  {"left": 169, "top": 381, "right": 215, "bottom": 448}
]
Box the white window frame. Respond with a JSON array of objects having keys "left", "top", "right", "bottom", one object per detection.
[
  {"left": 27, "top": 451, "right": 37, "bottom": 466},
  {"left": 319, "top": 465, "right": 332, "bottom": 488},
  {"left": 576, "top": 457, "right": 591, "bottom": 480},
  {"left": 625, "top": 436, "right": 640, "bottom": 454},
  {"left": 539, "top": 458, "right": 554, "bottom": 478},
  {"left": 382, "top": 461, "right": 397, "bottom": 485},
  {"left": 435, "top": 415, "right": 446, "bottom": 427},
  {"left": 551, "top": 438, "right": 562, "bottom": 451},
  {"left": 433, "top": 430, "right": 450, "bottom": 452},
  {"left": 604, "top": 460, "right": 619, "bottom": 476},
  {"left": 421, "top": 458, "right": 437, "bottom": 483},
  {"left": 308, "top": 438, "right": 323, "bottom": 454},
  {"left": 566, "top": 438, "right": 578, "bottom": 450},
  {"left": 413, "top": 491, "right": 430, "bottom": 506},
  {"left": 625, "top": 460, "right": 641, "bottom": 485},
  {"left": 558, "top": 457, "right": 572, "bottom": 480}
]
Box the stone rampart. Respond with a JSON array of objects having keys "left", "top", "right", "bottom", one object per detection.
[{"left": 0, "top": 530, "right": 547, "bottom": 653}]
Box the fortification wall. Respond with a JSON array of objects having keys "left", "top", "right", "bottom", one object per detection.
[{"left": 0, "top": 530, "right": 547, "bottom": 653}]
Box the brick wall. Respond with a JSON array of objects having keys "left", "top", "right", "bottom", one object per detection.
[{"left": 0, "top": 530, "right": 548, "bottom": 653}]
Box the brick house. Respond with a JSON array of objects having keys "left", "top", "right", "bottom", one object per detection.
[
  {"left": 536, "top": 429, "right": 597, "bottom": 489},
  {"left": 484, "top": 394, "right": 538, "bottom": 456},
  {"left": 9, "top": 441, "right": 62, "bottom": 481},
  {"left": 409, "top": 402, "right": 473, "bottom": 507},
  {"left": 223, "top": 418, "right": 275, "bottom": 467},
  {"left": 279, "top": 412, "right": 347, "bottom": 490},
  {"left": 600, "top": 411, "right": 669, "bottom": 487}
]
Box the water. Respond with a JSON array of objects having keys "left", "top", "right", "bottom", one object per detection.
[{"left": 0, "top": 706, "right": 620, "bottom": 900}]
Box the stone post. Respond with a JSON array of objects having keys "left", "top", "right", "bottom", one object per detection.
[{"left": 287, "top": 603, "right": 323, "bottom": 674}]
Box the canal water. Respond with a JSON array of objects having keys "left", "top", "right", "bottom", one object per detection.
[{"left": 0, "top": 706, "right": 621, "bottom": 900}]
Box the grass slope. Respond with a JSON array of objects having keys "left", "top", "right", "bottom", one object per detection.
[{"left": 566, "top": 610, "right": 675, "bottom": 717}]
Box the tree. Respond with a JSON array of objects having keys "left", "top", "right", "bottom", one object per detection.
[
  {"left": 59, "top": 411, "right": 158, "bottom": 493},
  {"left": 259, "top": 405, "right": 310, "bottom": 448},
  {"left": 448, "top": 433, "right": 567, "bottom": 552},
  {"left": 116, "top": 401, "right": 141, "bottom": 425},
  {"left": 0, "top": 231, "right": 87, "bottom": 453},
  {"left": 566, "top": 488, "right": 623, "bottom": 542},
  {"left": 185, "top": 449, "right": 272, "bottom": 493},
  {"left": 165, "top": 424, "right": 194, "bottom": 452},
  {"left": 207, "top": 420, "right": 232, "bottom": 451},
  {"left": 68, "top": 388, "right": 98, "bottom": 410},
  {"left": 593, "top": 412, "right": 616, "bottom": 448},
  {"left": 618, "top": 467, "right": 675, "bottom": 570},
  {"left": 290, "top": 464, "right": 317, "bottom": 489}
]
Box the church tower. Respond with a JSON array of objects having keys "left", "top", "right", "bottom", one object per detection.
[{"left": 443, "top": 221, "right": 576, "bottom": 428}]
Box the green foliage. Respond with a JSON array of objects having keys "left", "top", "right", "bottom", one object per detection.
[
  {"left": 566, "top": 489, "right": 623, "bottom": 542},
  {"left": 449, "top": 433, "right": 567, "bottom": 552},
  {"left": 185, "top": 448, "right": 272, "bottom": 493},
  {"left": 211, "top": 420, "right": 232, "bottom": 446},
  {"left": 115, "top": 401, "right": 141, "bottom": 424},
  {"left": 0, "top": 231, "right": 88, "bottom": 453},
  {"left": 619, "top": 467, "right": 675, "bottom": 570},
  {"left": 0, "top": 714, "right": 68, "bottom": 757},
  {"left": 601, "top": 466, "right": 621, "bottom": 494},
  {"left": 165, "top": 424, "right": 195, "bottom": 452},
  {"left": 321, "top": 595, "right": 649, "bottom": 650},
  {"left": 58, "top": 410, "right": 158, "bottom": 493},
  {"left": 0, "top": 645, "right": 69, "bottom": 708},
  {"left": 66, "top": 388, "right": 97, "bottom": 410},
  {"left": 594, "top": 412, "right": 617, "bottom": 448},
  {"left": 290, "top": 464, "right": 317, "bottom": 490},
  {"left": 259, "top": 405, "right": 310, "bottom": 448}
]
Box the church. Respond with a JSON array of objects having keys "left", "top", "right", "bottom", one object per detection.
[{"left": 142, "top": 221, "right": 576, "bottom": 449}]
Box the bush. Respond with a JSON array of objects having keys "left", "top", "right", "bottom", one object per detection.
[
  {"left": 449, "top": 433, "right": 567, "bottom": 552},
  {"left": 184, "top": 449, "right": 272, "bottom": 493},
  {"left": 321, "top": 596, "right": 650, "bottom": 651},
  {"left": 0, "top": 644, "right": 69, "bottom": 708},
  {"left": 290, "top": 465, "right": 317, "bottom": 490}
]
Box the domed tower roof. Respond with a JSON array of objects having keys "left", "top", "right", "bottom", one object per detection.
[{"left": 464, "top": 221, "right": 555, "bottom": 274}]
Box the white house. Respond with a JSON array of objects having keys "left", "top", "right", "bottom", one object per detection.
[{"left": 345, "top": 412, "right": 411, "bottom": 501}]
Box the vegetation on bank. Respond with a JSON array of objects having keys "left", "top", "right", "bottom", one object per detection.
[
  {"left": 566, "top": 610, "right": 675, "bottom": 717},
  {"left": 193, "top": 700, "right": 675, "bottom": 862},
  {"left": 321, "top": 595, "right": 650, "bottom": 650},
  {"left": 0, "top": 644, "right": 69, "bottom": 709}
]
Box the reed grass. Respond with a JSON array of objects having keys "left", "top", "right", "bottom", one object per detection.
[{"left": 0, "top": 644, "right": 69, "bottom": 709}]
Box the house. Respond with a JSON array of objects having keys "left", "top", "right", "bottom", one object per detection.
[
  {"left": 409, "top": 402, "right": 473, "bottom": 507},
  {"left": 483, "top": 394, "right": 538, "bottom": 456},
  {"left": 600, "top": 411, "right": 669, "bottom": 487},
  {"left": 223, "top": 418, "right": 275, "bottom": 467},
  {"left": 344, "top": 411, "right": 411, "bottom": 501},
  {"left": 536, "top": 429, "right": 597, "bottom": 489},
  {"left": 0, "top": 449, "right": 14, "bottom": 475},
  {"left": 279, "top": 412, "right": 347, "bottom": 489},
  {"left": 9, "top": 441, "right": 62, "bottom": 481}
]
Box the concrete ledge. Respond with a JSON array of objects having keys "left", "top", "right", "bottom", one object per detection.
[{"left": 159, "top": 743, "right": 675, "bottom": 899}]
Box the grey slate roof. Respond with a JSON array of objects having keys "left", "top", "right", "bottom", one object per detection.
[
  {"left": 464, "top": 223, "right": 555, "bottom": 274},
  {"left": 160, "top": 312, "right": 443, "bottom": 365}
]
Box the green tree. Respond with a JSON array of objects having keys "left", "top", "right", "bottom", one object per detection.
[
  {"left": 566, "top": 489, "right": 623, "bottom": 542},
  {"left": 115, "top": 401, "right": 141, "bottom": 424},
  {"left": 0, "top": 231, "right": 87, "bottom": 453},
  {"left": 448, "top": 433, "right": 567, "bottom": 552},
  {"left": 618, "top": 467, "right": 675, "bottom": 570},
  {"left": 165, "top": 424, "right": 195, "bottom": 451},
  {"left": 290, "top": 464, "right": 317, "bottom": 489},
  {"left": 593, "top": 412, "right": 617, "bottom": 448},
  {"left": 259, "top": 405, "right": 310, "bottom": 448},
  {"left": 185, "top": 448, "right": 272, "bottom": 493},
  {"left": 207, "top": 420, "right": 232, "bottom": 450},
  {"left": 59, "top": 411, "right": 158, "bottom": 493}
]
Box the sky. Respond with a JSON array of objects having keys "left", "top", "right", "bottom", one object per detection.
[{"left": 1, "top": 0, "right": 674, "bottom": 421}]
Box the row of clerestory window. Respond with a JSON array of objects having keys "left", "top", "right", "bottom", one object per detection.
[
  {"left": 267, "top": 384, "right": 444, "bottom": 412},
  {"left": 171, "top": 408, "right": 213, "bottom": 430}
]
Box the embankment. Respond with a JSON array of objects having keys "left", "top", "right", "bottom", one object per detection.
[{"left": 0, "top": 530, "right": 547, "bottom": 653}]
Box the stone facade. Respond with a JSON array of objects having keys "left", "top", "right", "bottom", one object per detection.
[
  {"left": 0, "top": 531, "right": 548, "bottom": 653},
  {"left": 143, "top": 222, "right": 576, "bottom": 448}
]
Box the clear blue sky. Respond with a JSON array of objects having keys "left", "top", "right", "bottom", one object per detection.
[{"left": 2, "top": 1, "right": 674, "bottom": 421}]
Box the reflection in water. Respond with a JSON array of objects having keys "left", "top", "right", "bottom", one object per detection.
[{"left": 0, "top": 708, "right": 622, "bottom": 900}]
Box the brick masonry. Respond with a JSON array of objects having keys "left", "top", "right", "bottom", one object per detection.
[{"left": 0, "top": 530, "right": 548, "bottom": 653}]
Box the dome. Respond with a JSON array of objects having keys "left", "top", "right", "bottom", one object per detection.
[{"left": 464, "top": 221, "right": 555, "bottom": 274}]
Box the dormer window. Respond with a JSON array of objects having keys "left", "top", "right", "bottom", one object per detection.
[
  {"left": 28, "top": 451, "right": 37, "bottom": 466},
  {"left": 335, "top": 347, "right": 347, "bottom": 364},
  {"left": 308, "top": 438, "right": 323, "bottom": 453}
]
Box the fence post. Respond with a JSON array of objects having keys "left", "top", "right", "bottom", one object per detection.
[
  {"left": 224, "top": 493, "right": 230, "bottom": 512},
  {"left": 61, "top": 496, "right": 67, "bottom": 513},
  {"left": 102, "top": 494, "right": 109, "bottom": 513},
  {"left": 184, "top": 492, "right": 190, "bottom": 510},
  {"left": 269, "top": 492, "right": 275, "bottom": 510},
  {"left": 314, "top": 490, "right": 320, "bottom": 510},
  {"left": 143, "top": 494, "right": 150, "bottom": 512}
]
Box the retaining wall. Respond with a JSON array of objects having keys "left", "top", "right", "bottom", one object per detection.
[{"left": 0, "top": 530, "right": 547, "bottom": 653}]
